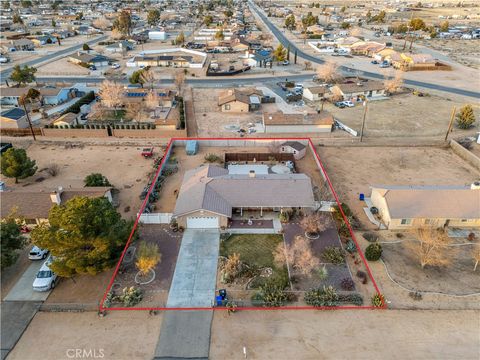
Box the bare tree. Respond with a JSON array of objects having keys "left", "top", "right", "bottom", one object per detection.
[
  {"left": 405, "top": 227, "right": 453, "bottom": 269},
  {"left": 276, "top": 236, "right": 320, "bottom": 276},
  {"left": 140, "top": 68, "right": 156, "bottom": 90},
  {"left": 144, "top": 90, "right": 159, "bottom": 110},
  {"left": 304, "top": 61, "right": 312, "bottom": 70},
  {"left": 383, "top": 70, "right": 404, "bottom": 94},
  {"left": 99, "top": 80, "right": 123, "bottom": 117},
  {"left": 316, "top": 60, "right": 340, "bottom": 83},
  {"left": 301, "top": 212, "right": 330, "bottom": 236},
  {"left": 92, "top": 17, "right": 111, "bottom": 30},
  {"left": 111, "top": 28, "right": 124, "bottom": 40},
  {"left": 473, "top": 246, "right": 480, "bottom": 271},
  {"left": 330, "top": 86, "right": 343, "bottom": 102},
  {"left": 174, "top": 71, "right": 185, "bottom": 95}
]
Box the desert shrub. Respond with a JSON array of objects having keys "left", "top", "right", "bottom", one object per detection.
[
  {"left": 396, "top": 232, "right": 404, "bottom": 239},
  {"left": 135, "top": 241, "right": 161, "bottom": 275},
  {"left": 363, "top": 232, "right": 378, "bottom": 242},
  {"left": 304, "top": 285, "right": 339, "bottom": 307},
  {"left": 365, "top": 243, "right": 382, "bottom": 261},
  {"left": 371, "top": 293, "right": 385, "bottom": 307},
  {"left": 456, "top": 104, "right": 476, "bottom": 129},
  {"left": 84, "top": 173, "right": 111, "bottom": 187},
  {"left": 279, "top": 211, "right": 290, "bottom": 223},
  {"left": 258, "top": 280, "right": 290, "bottom": 307},
  {"left": 285, "top": 81, "right": 295, "bottom": 88},
  {"left": 204, "top": 153, "right": 221, "bottom": 163},
  {"left": 316, "top": 265, "right": 328, "bottom": 280},
  {"left": 338, "top": 293, "right": 363, "bottom": 306},
  {"left": 340, "top": 277, "right": 355, "bottom": 291},
  {"left": 467, "top": 232, "right": 476, "bottom": 241},
  {"left": 322, "top": 246, "right": 345, "bottom": 264},
  {"left": 221, "top": 253, "right": 242, "bottom": 283},
  {"left": 118, "top": 287, "right": 143, "bottom": 307},
  {"left": 356, "top": 270, "right": 368, "bottom": 284},
  {"left": 345, "top": 239, "right": 357, "bottom": 253},
  {"left": 45, "top": 163, "right": 60, "bottom": 177}
]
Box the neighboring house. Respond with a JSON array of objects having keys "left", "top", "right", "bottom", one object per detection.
[
  {"left": 370, "top": 184, "right": 480, "bottom": 230},
  {"left": 51, "top": 112, "right": 82, "bottom": 127},
  {"left": 306, "top": 24, "right": 325, "bottom": 36},
  {"left": 262, "top": 111, "right": 334, "bottom": 133},
  {"left": 8, "top": 39, "right": 35, "bottom": 51},
  {"left": 105, "top": 40, "right": 135, "bottom": 53},
  {"left": 1, "top": 187, "right": 113, "bottom": 226},
  {"left": 279, "top": 141, "right": 307, "bottom": 160},
  {"left": 31, "top": 35, "right": 57, "bottom": 46},
  {"left": 173, "top": 165, "right": 315, "bottom": 229},
  {"left": 126, "top": 48, "right": 207, "bottom": 68},
  {"left": 148, "top": 29, "right": 168, "bottom": 40},
  {"left": 123, "top": 88, "right": 177, "bottom": 109},
  {"left": 0, "top": 108, "right": 29, "bottom": 129},
  {"left": 218, "top": 88, "right": 263, "bottom": 113},
  {"left": 330, "top": 80, "right": 386, "bottom": 101},
  {"left": 0, "top": 86, "right": 73, "bottom": 106},
  {"left": 389, "top": 52, "right": 451, "bottom": 71},
  {"left": 350, "top": 41, "right": 386, "bottom": 56},
  {"left": 68, "top": 52, "right": 111, "bottom": 67},
  {"left": 303, "top": 86, "right": 329, "bottom": 102}
]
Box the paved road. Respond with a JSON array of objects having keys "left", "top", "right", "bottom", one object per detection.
[
  {"left": 0, "top": 35, "right": 108, "bottom": 79},
  {"left": 4, "top": 260, "right": 52, "bottom": 302},
  {"left": 248, "top": 1, "right": 480, "bottom": 99},
  {"left": 166, "top": 229, "right": 220, "bottom": 308}
]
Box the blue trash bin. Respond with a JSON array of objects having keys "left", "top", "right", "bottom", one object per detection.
[
  {"left": 216, "top": 295, "right": 223, "bottom": 306},
  {"left": 359, "top": 193, "right": 365, "bottom": 201}
]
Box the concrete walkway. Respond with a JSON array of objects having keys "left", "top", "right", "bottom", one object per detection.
[
  {"left": 166, "top": 229, "right": 220, "bottom": 308},
  {"left": 4, "top": 261, "right": 52, "bottom": 302}
]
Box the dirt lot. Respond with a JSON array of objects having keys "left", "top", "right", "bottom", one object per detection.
[
  {"left": 37, "top": 57, "right": 90, "bottom": 76},
  {"left": 7, "top": 311, "right": 162, "bottom": 360},
  {"left": 0, "top": 144, "right": 164, "bottom": 220},
  {"left": 324, "top": 93, "right": 480, "bottom": 139},
  {"left": 210, "top": 310, "right": 480, "bottom": 360},
  {"left": 316, "top": 146, "right": 479, "bottom": 229}
]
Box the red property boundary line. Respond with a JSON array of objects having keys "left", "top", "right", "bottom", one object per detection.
[{"left": 99, "top": 137, "right": 386, "bottom": 311}]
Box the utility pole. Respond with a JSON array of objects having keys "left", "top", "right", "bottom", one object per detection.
[
  {"left": 360, "top": 100, "right": 368, "bottom": 142},
  {"left": 444, "top": 106, "right": 456, "bottom": 142},
  {"left": 21, "top": 100, "right": 36, "bottom": 141}
]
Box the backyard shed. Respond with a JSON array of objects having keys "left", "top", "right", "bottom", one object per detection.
[{"left": 186, "top": 140, "right": 199, "bottom": 155}]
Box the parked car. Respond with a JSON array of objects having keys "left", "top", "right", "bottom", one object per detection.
[
  {"left": 371, "top": 60, "right": 379, "bottom": 64},
  {"left": 341, "top": 101, "right": 355, "bottom": 107},
  {"left": 29, "top": 246, "right": 49, "bottom": 260},
  {"left": 282, "top": 60, "right": 290, "bottom": 66},
  {"left": 111, "top": 63, "right": 120, "bottom": 69},
  {"left": 89, "top": 65, "right": 96, "bottom": 71},
  {"left": 32, "top": 257, "right": 57, "bottom": 292},
  {"left": 379, "top": 62, "right": 390, "bottom": 68},
  {"left": 334, "top": 102, "right": 346, "bottom": 108}
]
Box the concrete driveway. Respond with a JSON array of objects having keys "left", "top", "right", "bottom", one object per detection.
[
  {"left": 0, "top": 301, "right": 41, "bottom": 360},
  {"left": 166, "top": 229, "right": 220, "bottom": 308},
  {"left": 4, "top": 261, "right": 52, "bottom": 302}
]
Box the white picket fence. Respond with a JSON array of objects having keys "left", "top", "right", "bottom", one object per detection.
[{"left": 138, "top": 213, "right": 172, "bottom": 224}]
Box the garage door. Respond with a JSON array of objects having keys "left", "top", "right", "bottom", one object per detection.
[{"left": 186, "top": 216, "right": 219, "bottom": 229}]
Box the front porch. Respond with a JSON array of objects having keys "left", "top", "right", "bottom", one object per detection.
[{"left": 226, "top": 210, "right": 282, "bottom": 234}]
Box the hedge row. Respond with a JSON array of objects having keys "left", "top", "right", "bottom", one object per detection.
[{"left": 45, "top": 123, "right": 157, "bottom": 130}]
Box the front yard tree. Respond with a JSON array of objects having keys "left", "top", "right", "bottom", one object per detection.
[
  {"left": 273, "top": 44, "right": 287, "bottom": 62},
  {"left": 31, "top": 197, "right": 132, "bottom": 277},
  {"left": 99, "top": 80, "right": 123, "bottom": 116},
  {"left": 1, "top": 148, "right": 37, "bottom": 183},
  {"left": 1, "top": 218, "right": 26, "bottom": 270},
  {"left": 82, "top": 43, "right": 91, "bottom": 51},
  {"left": 113, "top": 10, "right": 132, "bottom": 36},
  {"left": 136, "top": 241, "right": 161, "bottom": 279},
  {"left": 215, "top": 29, "right": 224, "bottom": 41},
  {"left": 409, "top": 18, "right": 426, "bottom": 31},
  {"left": 406, "top": 227, "right": 453, "bottom": 269},
  {"left": 84, "top": 173, "right": 111, "bottom": 187},
  {"left": 316, "top": 60, "right": 340, "bottom": 83},
  {"left": 147, "top": 9, "right": 161, "bottom": 26},
  {"left": 12, "top": 13, "right": 23, "bottom": 24},
  {"left": 301, "top": 212, "right": 329, "bottom": 237},
  {"left": 440, "top": 21, "right": 449, "bottom": 32},
  {"left": 203, "top": 15, "right": 213, "bottom": 26},
  {"left": 176, "top": 31, "right": 185, "bottom": 45},
  {"left": 383, "top": 70, "right": 404, "bottom": 94},
  {"left": 10, "top": 65, "right": 37, "bottom": 86},
  {"left": 456, "top": 104, "right": 476, "bottom": 129},
  {"left": 285, "top": 14, "right": 296, "bottom": 30},
  {"left": 276, "top": 235, "right": 319, "bottom": 276}
]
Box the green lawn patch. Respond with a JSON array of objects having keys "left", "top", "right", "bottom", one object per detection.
[{"left": 220, "top": 234, "right": 283, "bottom": 268}]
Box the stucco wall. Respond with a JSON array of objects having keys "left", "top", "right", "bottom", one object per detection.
[{"left": 450, "top": 140, "right": 480, "bottom": 172}]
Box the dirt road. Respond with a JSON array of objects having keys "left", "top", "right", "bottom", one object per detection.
[{"left": 210, "top": 310, "right": 480, "bottom": 360}]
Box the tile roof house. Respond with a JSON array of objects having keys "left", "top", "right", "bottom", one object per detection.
[
  {"left": 262, "top": 111, "right": 334, "bottom": 133},
  {"left": 173, "top": 165, "right": 315, "bottom": 228},
  {"left": 1, "top": 186, "right": 113, "bottom": 225},
  {"left": 218, "top": 88, "right": 263, "bottom": 113},
  {"left": 330, "top": 80, "right": 386, "bottom": 100},
  {"left": 370, "top": 184, "right": 480, "bottom": 230}
]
